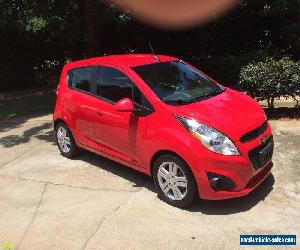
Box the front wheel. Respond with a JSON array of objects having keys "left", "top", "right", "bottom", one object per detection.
[{"left": 153, "top": 154, "right": 198, "bottom": 208}]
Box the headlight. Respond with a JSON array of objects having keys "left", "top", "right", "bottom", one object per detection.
[{"left": 176, "top": 116, "right": 240, "bottom": 156}]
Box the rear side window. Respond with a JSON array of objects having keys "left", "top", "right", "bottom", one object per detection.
[
  {"left": 68, "top": 67, "right": 94, "bottom": 93},
  {"left": 96, "top": 66, "right": 133, "bottom": 103}
]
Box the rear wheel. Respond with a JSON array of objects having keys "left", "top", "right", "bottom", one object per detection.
[
  {"left": 153, "top": 154, "right": 198, "bottom": 208},
  {"left": 55, "top": 122, "right": 78, "bottom": 158}
]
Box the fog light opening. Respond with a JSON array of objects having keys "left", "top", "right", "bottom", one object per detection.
[{"left": 207, "top": 172, "right": 236, "bottom": 191}]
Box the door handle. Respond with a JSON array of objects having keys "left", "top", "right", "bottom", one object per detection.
[
  {"left": 81, "top": 105, "right": 98, "bottom": 112},
  {"left": 81, "top": 105, "right": 103, "bottom": 116}
]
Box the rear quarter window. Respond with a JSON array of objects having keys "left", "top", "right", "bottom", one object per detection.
[{"left": 68, "top": 67, "right": 95, "bottom": 93}]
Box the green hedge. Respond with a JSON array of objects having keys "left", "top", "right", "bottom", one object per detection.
[{"left": 240, "top": 57, "right": 300, "bottom": 108}]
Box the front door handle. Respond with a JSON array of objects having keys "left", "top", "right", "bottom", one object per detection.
[{"left": 81, "top": 105, "right": 103, "bottom": 116}]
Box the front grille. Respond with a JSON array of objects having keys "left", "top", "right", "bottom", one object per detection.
[
  {"left": 240, "top": 121, "right": 268, "bottom": 143},
  {"left": 248, "top": 136, "right": 274, "bottom": 170}
]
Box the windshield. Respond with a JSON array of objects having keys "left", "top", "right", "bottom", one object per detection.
[{"left": 132, "top": 61, "right": 224, "bottom": 105}]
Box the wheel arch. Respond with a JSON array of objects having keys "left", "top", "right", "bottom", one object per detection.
[
  {"left": 54, "top": 118, "right": 66, "bottom": 129},
  {"left": 150, "top": 149, "right": 200, "bottom": 203},
  {"left": 150, "top": 150, "right": 191, "bottom": 177}
]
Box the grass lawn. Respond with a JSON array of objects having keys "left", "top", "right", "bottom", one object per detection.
[{"left": 0, "top": 89, "right": 56, "bottom": 121}]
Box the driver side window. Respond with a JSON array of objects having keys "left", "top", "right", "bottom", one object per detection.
[
  {"left": 96, "top": 66, "right": 133, "bottom": 103},
  {"left": 96, "top": 66, "right": 154, "bottom": 113}
]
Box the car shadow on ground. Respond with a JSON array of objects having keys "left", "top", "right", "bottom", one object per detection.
[
  {"left": 75, "top": 150, "right": 156, "bottom": 191},
  {"left": 187, "top": 173, "right": 275, "bottom": 215},
  {"left": 72, "top": 149, "right": 275, "bottom": 215},
  {"left": 0, "top": 116, "right": 275, "bottom": 215}
]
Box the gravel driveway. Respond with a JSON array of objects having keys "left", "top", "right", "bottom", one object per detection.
[{"left": 0, "top": 114, "right": 299, "bottom": 249}]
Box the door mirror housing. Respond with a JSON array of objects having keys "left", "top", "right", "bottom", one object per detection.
[{"left": 114, "top": 98, "right": 135, "bottom": 112}]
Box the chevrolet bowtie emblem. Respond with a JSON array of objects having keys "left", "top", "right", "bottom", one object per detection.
[{"left": 260, "top": 135, "right": 269, "bottom": 145}]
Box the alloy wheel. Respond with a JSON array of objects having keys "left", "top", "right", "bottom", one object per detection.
[
  {"left": 57, "top": 127, "right": 71, "bottom": 153},
  {"left": 157, "top": 162, "right": 188, "bottom": 201}
]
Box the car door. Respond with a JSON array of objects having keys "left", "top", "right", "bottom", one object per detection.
[
  {"left": 91, "top": 65, "right": 153, "bottom": 165},
  {"left": 67, "top": 66, "right": 99, "bottom": 142}
]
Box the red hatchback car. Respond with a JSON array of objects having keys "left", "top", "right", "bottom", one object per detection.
[{"left": 53, "top": 54, "right": 274, "bottom": 207}]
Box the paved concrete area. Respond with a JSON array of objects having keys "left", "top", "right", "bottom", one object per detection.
[{"left": 0, "top": 114, "right": 299, "bottom": 249}]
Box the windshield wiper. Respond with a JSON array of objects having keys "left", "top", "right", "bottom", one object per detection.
[
  {"left": 163, "top": 99, "right": 195, "bottom": 105},
  {"left": 191, "top": 88, "right": 225, "bottom": 102},
  {"left": 163, "top": 88, "right": 225, "bottom": 105}
]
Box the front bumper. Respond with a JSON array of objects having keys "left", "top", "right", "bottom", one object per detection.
[
  {"left": 200, "top": 162, "right": 272, "bottom": 200},
  {"left": 191, "top": 124, "right": 273, "bottom": 200}
]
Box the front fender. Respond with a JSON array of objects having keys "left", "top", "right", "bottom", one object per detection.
[{"left": 145, "top": 126, "right": 203, "bottom": 175}]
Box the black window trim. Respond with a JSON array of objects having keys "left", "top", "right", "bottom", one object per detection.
[{"left": 67, "top": 65, "right": 154, "bottom": 114}]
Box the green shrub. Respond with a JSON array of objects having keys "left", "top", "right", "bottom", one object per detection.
[
  {"left": 189, "top": 50, "right": 269, "bottom": 89},
  {"left": 240, "top": 57, "right": 300, "bottom": 108}
]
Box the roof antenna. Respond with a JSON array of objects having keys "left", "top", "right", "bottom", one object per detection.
[{"left": 148, "top": 42, "right": 160, "bottom": 62}]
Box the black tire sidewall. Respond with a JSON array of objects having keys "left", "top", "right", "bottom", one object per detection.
[{"left": 153, "top": 154, "right": 198, "bottom": 208}]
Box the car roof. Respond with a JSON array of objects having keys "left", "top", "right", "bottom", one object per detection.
[{"left": 66, "top": 54, "right": 178, "bottom": 69}]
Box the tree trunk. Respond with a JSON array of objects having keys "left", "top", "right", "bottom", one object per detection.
[
  {"left": 294, "top": 97, "right": 299, "bottom": 108},
  {"left": 267, "top": 99, "right": 271, "bottom": 109},
  {"left": 267, "top": 98, "right": 275, "bottom": 109},
  {"left": 270, "top": 97, "right": 275, "bottom": 109},
  {"left": 85, "top": 0, "right": 99, "bottom": 57}
]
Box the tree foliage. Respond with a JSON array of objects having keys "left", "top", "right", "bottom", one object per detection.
[
  {"left": 0, "top": 0, "right": 300, "bottom": 91},
  {"left": 240, "top": 57, "right": 300, "bottom": 108}
]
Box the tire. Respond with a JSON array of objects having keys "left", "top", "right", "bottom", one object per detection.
[
  {"left": 153, "top": 154, "right": 198, "bottom": 208},
  {"left": 55, "top": 122, "right": 79, "bottom": 158}
]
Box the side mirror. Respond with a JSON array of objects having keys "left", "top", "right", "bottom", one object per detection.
[{"left": 114, "top": 98, "right": 135, "bottom": 112}]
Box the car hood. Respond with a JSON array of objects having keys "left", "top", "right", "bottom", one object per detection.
[{"left": 167, "top": 88, "right": 266, "bottom": 141}]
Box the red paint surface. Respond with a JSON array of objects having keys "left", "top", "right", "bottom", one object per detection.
[{"left": 54, "top": 54, "right": 273, "bottom": 200}]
